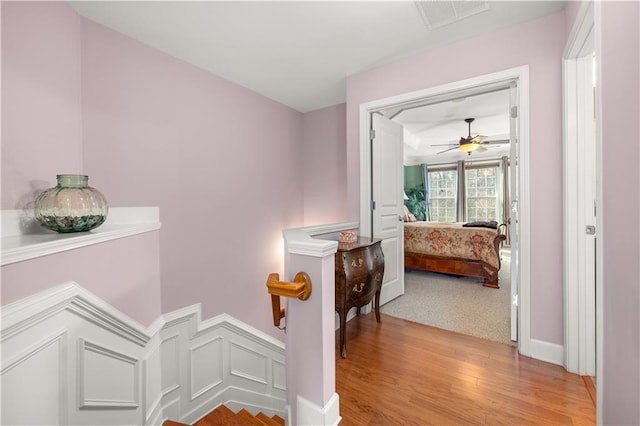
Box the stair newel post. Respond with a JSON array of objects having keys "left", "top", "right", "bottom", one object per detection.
[{"left": 282, "top": 228, "right": 341, "bottom": 426}]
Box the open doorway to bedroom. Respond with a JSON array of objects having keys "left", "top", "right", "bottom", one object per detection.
[
  {"left": 359, "top": 67, "right": 530, "bottom": 351},
  {"left": 382, "top": 88, "right": 514, "bottom": 346}
]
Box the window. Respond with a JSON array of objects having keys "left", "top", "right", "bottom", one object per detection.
[
  {"left": 465, "top": 166, "right": 500, "bottom": 222},
  {"left": 427, "top": 169, "right": 457, "bottom": 222},
  {"left": 425, "top": 161, "right": 505, "bottom": 223}
]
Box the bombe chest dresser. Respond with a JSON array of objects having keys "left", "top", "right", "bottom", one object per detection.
[{"left": 335, "top": 237, "right": 384, "bottom": 358}]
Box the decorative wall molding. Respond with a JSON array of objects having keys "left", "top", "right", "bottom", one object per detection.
[
  {"left": 189, "top": 337, "right": 224, "bottom": 400},
  {"left": 0, "top": 282, "right": 286, "bottom": 425},
  {"left": 78, "top": 338, "right": 140, "bottom": 408},
  {"left": 230, "top": 342, "right": 269, "bottom": 385},
  {"left": 1, "top": 207, "right": 162, "bottom": 266},
  {"left": 0, "top": 330, "right": 68, "bottom": 425},
  {"left": 0, "top": 282, "right": 152, "bottom": 346}
]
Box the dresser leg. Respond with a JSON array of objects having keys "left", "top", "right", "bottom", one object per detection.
[
  {"left": 339, "top": 312, "right": 347, "bottom": 358},
  {"left": 374, "top": 290, "right": 381, "bottom": 323}
]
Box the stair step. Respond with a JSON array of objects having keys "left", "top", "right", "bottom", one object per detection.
[
  {"left": 197, "top": 405, "right": 252, "bottom": 426},
  {"left": 256, "top": 412, "right": 281, "bottom": 426},
  {"left": 163, "top": 405, "right": 284, "bottom": 426},
  {"left": 237, "top": 408, "right": 266, "bottom": 425}
]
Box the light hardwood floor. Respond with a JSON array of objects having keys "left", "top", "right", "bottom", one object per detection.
[{"left": 336, "top": 313, "right": 595, "bottom": 425}]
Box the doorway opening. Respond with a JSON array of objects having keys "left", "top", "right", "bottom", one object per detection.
[{"left": 358, "top": 66, "right": 531, "bottom": 354}]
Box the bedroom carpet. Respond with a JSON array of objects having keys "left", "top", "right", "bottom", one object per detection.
[{"left": 380, "top": 254, "right": 514, "bottom": 345}]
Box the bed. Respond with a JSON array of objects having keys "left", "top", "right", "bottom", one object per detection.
[{"left": 403, "top": 221, "right": 507, "bottom": 288}]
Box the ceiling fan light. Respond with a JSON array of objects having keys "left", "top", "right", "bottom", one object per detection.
[{"left": 459, "top": 142, "right": 480, "bottom": 153}]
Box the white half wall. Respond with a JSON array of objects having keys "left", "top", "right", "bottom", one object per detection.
[{"left": 0, "top": 283, "right": 286, "bottom": 425}]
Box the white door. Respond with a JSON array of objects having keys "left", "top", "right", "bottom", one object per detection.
[
  {"left": 576, "top": 51, "right": 597, "bottom": 374},
  {"left": 372, "top": 114, "right": 404, "bottom": 305},
  {"left": 562, "top": 1, "right": 596, "bottom": 376},
  {"left": 509, "top": 82, "right": 519, "bottom": 342}
]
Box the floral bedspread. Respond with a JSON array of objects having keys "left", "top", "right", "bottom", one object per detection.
[{"left": 404, "top": 222, "right": 500, "bottom": 270}]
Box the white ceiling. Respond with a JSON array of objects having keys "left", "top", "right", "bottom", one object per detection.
[
  {"left": 69, "top": 1, "right": 564, "bottom": 165},
  {"left": 390, "top": 88, "right": 512, "bottom": 165},
  {"left": 69, "top": 1, "right": 565, "bottom": 113}
]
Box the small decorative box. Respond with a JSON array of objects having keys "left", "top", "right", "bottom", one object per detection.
[{"left": 339, "top": 230, "right": 357, "bottom": 244}]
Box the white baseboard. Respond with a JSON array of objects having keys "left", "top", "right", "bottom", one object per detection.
[
  {"left": 530, "top": 338, "right": 564, "bottom": 366},
  {"left": 1, "top": 282, "right": 286, "bottom": 426},
  {"left": 297, "top": 393, "right": 341, "bottom": 426}
]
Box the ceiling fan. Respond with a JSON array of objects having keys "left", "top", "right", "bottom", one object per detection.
[{"left": 433, "top": 118, "right": 509, "bottom": 155}]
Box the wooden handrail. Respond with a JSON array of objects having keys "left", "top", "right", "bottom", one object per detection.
[{"left": 266, "top": 272, "right": 312, "bottom": 327}]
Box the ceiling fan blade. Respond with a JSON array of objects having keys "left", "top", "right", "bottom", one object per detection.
[
  {"left": 472, "top": 135, "right": 487, "bottom": 143},
  {"left": 476, "top": 146, "right": 488, "bottom": 152},
  {"left": 482, "top": 139, "right": 510, "bottom": 145},
  {"left": 431, "top": 143, "right": 459, "bottom": 147},
  {"left": 437, "top": 146, "right": 460, "bottom": 154}
]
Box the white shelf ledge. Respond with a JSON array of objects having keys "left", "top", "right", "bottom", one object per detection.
[
  {"left": 1, "top": 207, "right": 161, "bottom": 266},
  {"left": 283, "top": 221, "right": 358, "bottom": 258}
]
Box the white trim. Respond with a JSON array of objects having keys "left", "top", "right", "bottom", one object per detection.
[
  {"left": 1, "top": 207, "right": 161, "bottom": 266},
  {"left": 563, "top": 2, "right": 595, "bottom": 58},
  {"left": 156, "top": 306, "right": 287, "bottom": 354},
  {"left": 562, "top": 0, "right": 596, "bottom": 377},
  {"left": 530, "top": 339, "right": 565, "bottom": 367},
  {"left": 593, "top": 4, "right": 604, "bottom": 423},
  {"left": 517, "top": 68, "right": 532, "bottom": 357},
  {"left": 0, "top": 281, "right": 151, "bottom": 346},
  {"left": 358, "top": 65, "right": 532, "bottom": 356},
  {"left": 283, "top": 222, "right": 358, "bottom": 258},
  {"left": 296, "top": 393, "right": 341, "bottom": 426}
]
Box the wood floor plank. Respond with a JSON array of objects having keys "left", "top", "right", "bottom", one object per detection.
[{"left": 336, "top": 313, "right": 595, "bottom": 425}]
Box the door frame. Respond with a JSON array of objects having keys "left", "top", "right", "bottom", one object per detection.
[
  {"left": 358, "top": 65, "right": 531, "bottom": 355},
  {"left": 562, "top": 0, "right": 598, "bottom": 377}
]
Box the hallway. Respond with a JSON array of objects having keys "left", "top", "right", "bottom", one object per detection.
[{"left": 336, "top": 313, "right": 594, "bottom": 425}]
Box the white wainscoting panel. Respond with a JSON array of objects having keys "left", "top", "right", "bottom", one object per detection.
[
  {"left": 1, "top": 330, "right": 68, "bottom": 425},
  {"left": 79, "top": 338, "right": 140, "bottom": 409},
  {"left": 0, "top": 282, "right": 286, "bottom": 425},
  {"left": 230, "top": 342, "right": 269, "bottom": 384},
  {"left": 189, "top": 337, "right": 224, "bottom": 400},
  {"left": 272, "top": 359, "right": 287, "bottom": 391},
  {"left": 160, "top": 334, "right": 180, "bottom": 395},
  {"left": 144, "top": 339, "right": 164, "bottom": 424}
]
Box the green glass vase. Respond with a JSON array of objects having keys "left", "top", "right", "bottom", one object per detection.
[{"left": 34, "top": 174, "right": 108, "bottom": 233}]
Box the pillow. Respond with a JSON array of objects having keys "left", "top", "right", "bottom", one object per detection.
[{"left": 462, "top": 220, "right": 498, "bottom": 229}]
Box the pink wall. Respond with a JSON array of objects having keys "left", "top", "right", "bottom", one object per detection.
[
  {"left": 1, "top": 2, "right": 83, "bottom": 210},
  {"left": 1, "top": 232, "right": 162, "bottom": 326},
  {"left": 346, "top": 12, "right": 567, "bottom": 345},
  {"left": 80, "top": 19, "right": 304, "bottom": 339},
  {"left": 1, "top": 1, "right": 162, "bottom": 327},
  {"left": 1, "top": 2, "right": 305, "bottom": 339},
  {"left": 599, "top": 2, "right": 640, "bottom": 424},
  {"left": 302, "top": 103, "right": 347, "bottom": 226}
]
